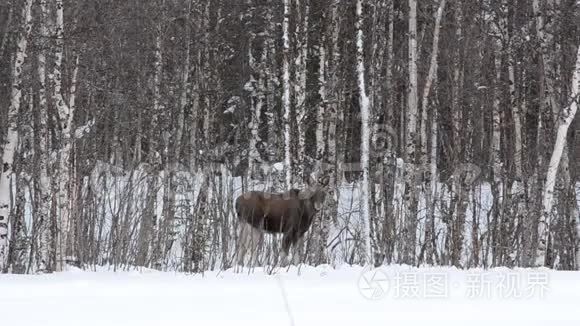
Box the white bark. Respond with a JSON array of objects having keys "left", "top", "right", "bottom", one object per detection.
[
  {"left": 428, "top": 100, "right": 438, "bottom": 262},
  {"left": 420, "top": 0, "right": 446, "bottom": 165},
  {"left": 421, "top": 0, "right": 446, "bottom": 264},
  {"left": 495, "top": 0, "right": 521, "bottom": 179},
  {"left": 202, "top": 2, "right": 211, "bottom": 145},
  {"left": 0, "top": 0, "right": 33, "bottom": 271},
  {"left": 247, "top": 36, "right": 261, "bottom": 177},
  {"left": 148, "top": 16, "right": 164, "bottom": 266},
  {"left": 356, "top": 0, "right": 372, "bottom": 264},
  {"left": 381, "top": 0, "right": 395, "bottom": 263},
  {"left": 160, "top": 3, "right": 190, "bottom": 263},
  {"left": 407, "top": 0, "right": 418, "bottom": 160},
  {"left": 53, "top": 0, "right": 73, "bottom": 272},
  {"left": 282, "top": 0, "right": 292, "bottom": 189},
  {"left": 403, "top": 0, "right": 419, "bottom": 264},
  {"left": 384, "top": 0, "right": 394, "bottom": 157},
  {"left": 490, "top": 26, "right": 503, "bottom": 266},
  {"left": 264, "top": 1, "right": 278, "bottom": 161},
  {"left": 317, "top": 32, "right": 326, "bottom": 163},
  {"left": 509, "top": 60, "right": 523, "bottom": 178},
  {"left": 69, "top": 55, "right": 80, "bottom": 120},
  {"left": 190, "top": 54, "right": 200, "bottom": 169},
  {"left": 538, "top": 45, "right": 580, "bottom": 267},
  {"left": 36, "top": 0, "right": 51, "bottom": 272},
  {"left": 532, "top": 0, "right": 574, "bottom": 267},
  {"left": 492, "top": 27, "right": 502, "bottom": 182},
  {"left": 153, "top": 31, "right": 163, "bottom": 116},
  {"left": 315, "top": 21, "right": 331, "bottom": 264},
  {"left": 294, "top": 0, "right": 309, "bottom": 180},
  {"left": 323, "top": 0, "right": 340, "bottom": 233},
  {"left": 451, "top": 2, "right": 463, "bottom": 147}
]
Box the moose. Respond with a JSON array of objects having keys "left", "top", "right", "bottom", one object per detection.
[{"left": 234, "top": 184, "right": 326, "bottom": 266}]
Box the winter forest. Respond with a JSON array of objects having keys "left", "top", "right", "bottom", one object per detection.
[{"left": 0, "top": 0, "right": 580, "bottom": 275}]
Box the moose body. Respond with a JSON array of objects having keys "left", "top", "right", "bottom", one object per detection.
[{"left": 235, "top": 187, "right": 325, "bottom": 265}]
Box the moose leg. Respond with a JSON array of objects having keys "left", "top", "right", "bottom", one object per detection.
[
  {"left": 281, "top": 230, "right": 298, "bottom": 267},
  {"left": 237, "top": 223, "right": 251, "bottom": 267},
  {"left": 236, "top": 223, "right": 245, "bottom": 266},
  {"left": 292, "top": 237, "right": 305, "bottom": 265},
  {"left": 247, "top": 226, "right": 263, "bottom": 268}
]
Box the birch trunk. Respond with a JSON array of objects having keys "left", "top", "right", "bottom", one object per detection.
[
  {"left": 503, "top": 0, "right": 523, "bottom": 264},
  {"left": 201, "top": 2, "right": 212, "bottom": 147},
  {"left": 428, "top": 101, "right": 438, "bottom": 264},
  {"left": 451, "top": 1, "right": 463, "bottom": 147},
  {"left": 51, "top": 0, "right": 75, "bottom": 271},
  {"left": 159, "top": 3, "right": 190, "bottom": 266},
  {"left": 316, "top": 35, "right": 326, "bottom": 165},
  {"left": 294, "top": 0, "right": 309, "bottom": 182},
  {"left": 247, "top": 35, "right": 261, "bottom": 177},
  {"left": 6, "top": 90, "right": 33, "bottom": 273},
  {"left": 538, "top": 46, "right": 580, "bottom": 267},
  {"left": 532, "top": 0, "right": 572, "bottom": 267},
  {"left": 143, "top": 18, "right": 164, "bottom": 268},
  {"left": 509, "top": 52, "right": 523, "bottom": 179},
  {"left": 356, "top": 0, "right": 372, "bottom": 264},
  {"left": 282, "top": 0, "right": 292, "bottom": 189},
  {"left": 532, "top": 0, "right": 558, "bottom": 121},
  {"left": 447, "top": 0, "right": 468, "bottom": 267},
  {"left": 403, "top": 0, "right": 419, "bottom": 265},
  {"left": 317, "top": 0, "right": 341, "bottom": 264},
  {"left": 0, "top": 0, "right": 33, "bottom": 271},
  {"left": 420, "top": 0, "right": 446, "bottom": 165},
  {"left": 421, "top": 0, "right": 446, "bottom": 265},
  {"left": 314, "top": 31, "right": 328, "bottom": 264},
  {"left": 36, "top": 0, "right": 52, "bottom": 272},
  {"left": 490, "top": 24, "right": 503, "bottom": 266},
  {"left": 381, "top": 0, "right": 396, "bottom": 263},
  {"left": 8, "top": 121, "right": 29, "bottom": 273},
  {"left": 264, "top": 0, "right": 279, "bottom": 161}
]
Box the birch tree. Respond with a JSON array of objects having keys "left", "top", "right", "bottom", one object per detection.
[
  {"left": 311, "top": 5, "right": 328, "bottom": 264},
  {"left": 538, "top": 45, "right": 580, "bottom": 267},
  {"left": 490, "top": 6, "right": 504, "bottom": 266},
  {"left": 36, "top": 0, "right": 52, "bottom": 272},
  {"left": 247, "top": 33, "right": 262, "bottom": 177},
  {"left": 316, "top": 0, "right": 341, "bottom": 265},
  {"left": 138, "top": 8, "right": 165, "bottom": 267},
  {"left": 381, "top": 0, "right": 396, "bottom": 263},
  {"left": 264, "top": 2, "right": 279, "bottom": 162},
  {"left": 420, "top": 0, "right": 446, "bottom": 166},
  {"left": 159, "top": 0, "right": 190, "bottom": 267},
  {"left": 294, "top": 0, "right": 309, "bottom": 182},
  {"left": 420, "top": 0, "right": 446, "bottom": 265},
  {"left": 531, "top": 0, "right": 575, "bottom": 267},
  {"left": 282, "top": 0, "right": 292, "bottom": 189},
  {"left": 52, "top": 0, "right": 77, "bottom": 271},
  {"left": 150, "top": 5, "right": 166, "bottom": 267},
  {"left": 356, "top": 0, "right": 372, "bottom": 264},
  {"left": 0, "top": 0, "right": 33, "bottom": 271},
  {"left": 403, "top": 0, "right": 419, "bottom": 265}
]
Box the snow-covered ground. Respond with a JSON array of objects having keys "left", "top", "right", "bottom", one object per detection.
[{"left": 1, "top": 264, "right": 579, "bottom": 326}]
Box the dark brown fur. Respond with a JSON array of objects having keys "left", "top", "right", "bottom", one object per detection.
[{"left": 235, "top": 187, "right": 326, "bottom": 254}]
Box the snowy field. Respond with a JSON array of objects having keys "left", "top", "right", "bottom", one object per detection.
[{"left": 1, "top": 265, "right": 579, "bottom": 326}]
